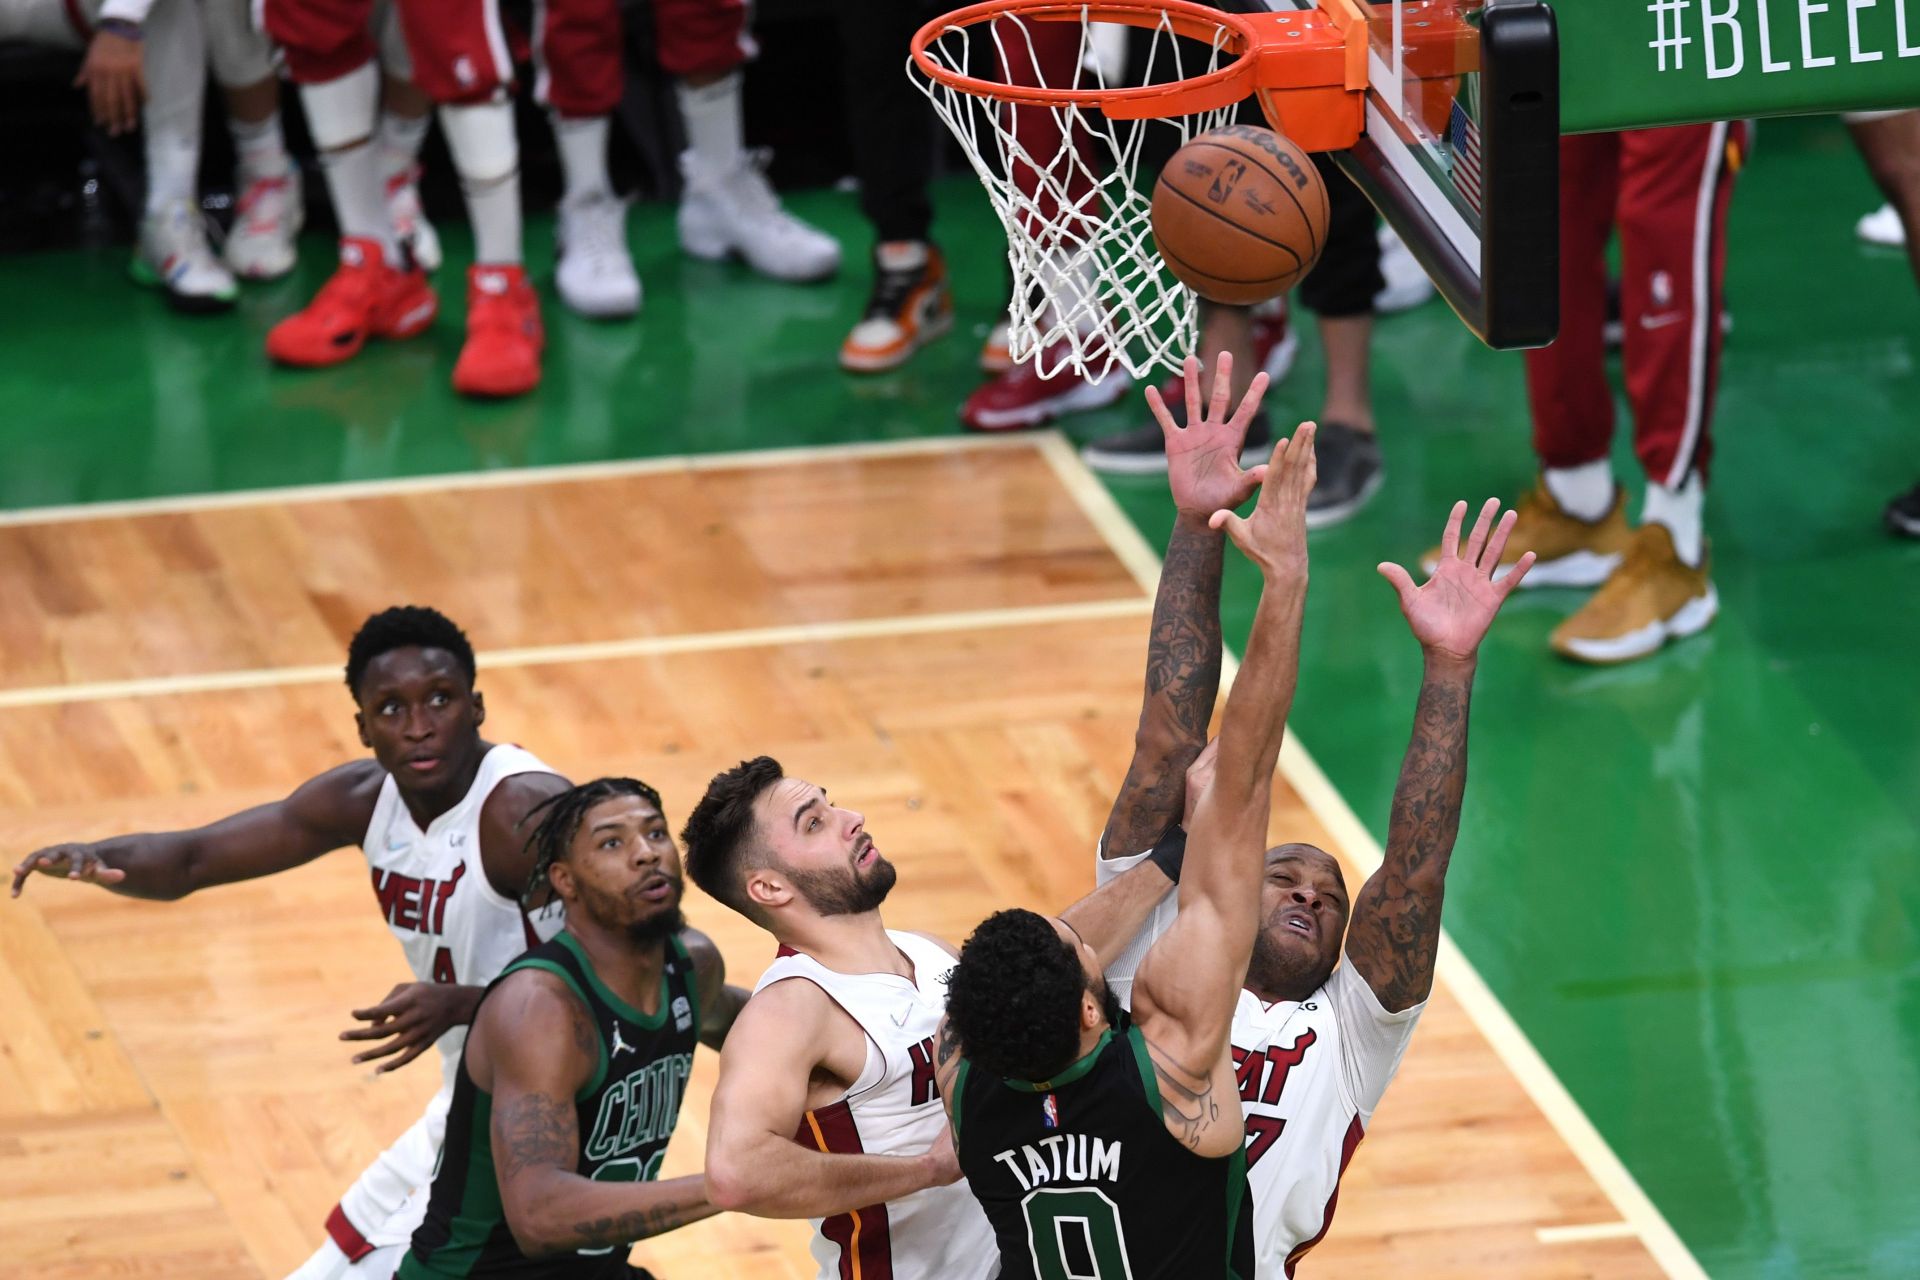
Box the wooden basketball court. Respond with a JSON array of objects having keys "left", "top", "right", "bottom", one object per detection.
[{"left": 1, "top": 436, "right": 1689, "bottom": 1278}]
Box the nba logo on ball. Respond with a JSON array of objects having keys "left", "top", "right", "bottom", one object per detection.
[{"left": 1042, "top": 1094, "right": 1060, "bottom": 1130}]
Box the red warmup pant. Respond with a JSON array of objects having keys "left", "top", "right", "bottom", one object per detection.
[
  {"left": 1526, "top": 122, "right": 1747, "bottom": 488},
  {"left": 266, "top": 0, "right": 744, "bottom": 114},
  {"left": 996, "top": 18, "right": 1099, "bottom": 238}
]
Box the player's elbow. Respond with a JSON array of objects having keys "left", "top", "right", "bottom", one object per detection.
[
  {"left": 502, "top": 1199, "right": 568, "bottom": 1258},
  {"left": 704, "top": 1157, "right": 758, "bottom": 1213}
]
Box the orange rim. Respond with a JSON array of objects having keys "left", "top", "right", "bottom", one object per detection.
[{"left": 910, "top": 0, "right": 1264, "bottom": 118}]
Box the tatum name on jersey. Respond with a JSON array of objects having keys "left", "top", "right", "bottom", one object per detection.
[{"left": 954, "top": 1024, "right": 1255, "bottom": 1280}]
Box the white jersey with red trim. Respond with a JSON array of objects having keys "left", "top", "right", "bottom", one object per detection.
[
  {"left": 1231, "top": 960, "right": 1420, "bottom": 1277},
  {"left": 361, "top": 743, "right": 567, "bottom": 1093},
  {"left": 1097, "top": 844, "right": 1423, "bottom": 1278},
  {"left": 754, "top": 930, "right": 997, "bottom": 1280}
]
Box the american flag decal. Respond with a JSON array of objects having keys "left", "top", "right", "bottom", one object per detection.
[{"left": 1448, "top": 99, "right": 1483, "bottom": 216}]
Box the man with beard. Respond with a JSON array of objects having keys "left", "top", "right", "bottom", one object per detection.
[
  {"left": 681, "top": 354, "right": 1274, "bottom": 1280},
  {"left": 10, "top": 606, "right": 573, "bottom": 1280},
  {"left": 932, "top": 410, "right": 1322, "bottom": 1280},
  {"left": 1090, "top": 497, "right": 1534, "bottom": 1275},
  {"left": 397, "top": 777, "right": 750, "bottom": 1279}
]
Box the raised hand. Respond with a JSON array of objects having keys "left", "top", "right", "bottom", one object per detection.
[
  {"left": 1378, "top": 498, "right": 1535, "bottom": 663},
  {"left": 1208, "top": 421, "right": 1317, "bottom": 581},
  {"left": 1146, "top": 353, "right": 1271, "bottom": 520},
  {"left": 11, "top": 843, "right": 125, "bottom": 897},
  {"left": 341, "top": 981, "right": 481, "bottom": 1073}
]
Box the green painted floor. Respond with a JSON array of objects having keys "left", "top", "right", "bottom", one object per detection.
[{"left": 4, "top": 116, "right": 1918, "bottom": 1277}]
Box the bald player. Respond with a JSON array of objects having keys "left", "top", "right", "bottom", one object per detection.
[{"left": 1104, "top": 495, "right": 1535, "bottom": 1275}]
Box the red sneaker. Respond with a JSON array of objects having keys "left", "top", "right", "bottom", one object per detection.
[
  {"left": 452, "top": 264, "right": 543, "bottom": 399},
  {"left": 959, "top": 339, "right": 1130, "bottom": 431},
  {"left": 266, "top": 237, "right": 437, "bottom": 368},
  {"left": 267, "top": 237, "right": 434, "bottom": 366}
]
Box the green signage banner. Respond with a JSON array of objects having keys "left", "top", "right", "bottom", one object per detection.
[{"left": 1553, "top": 0, "right": 1920, "bottom": 131}]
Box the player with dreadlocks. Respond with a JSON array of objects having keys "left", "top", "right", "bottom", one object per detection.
[
  {"left": 10, "top": 605, "right": 578, "bottom": 1280},
  {"left": 397, "top": 776, "right": 750, "bottom": 1280}
]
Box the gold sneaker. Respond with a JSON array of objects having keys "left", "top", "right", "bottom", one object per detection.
[
  {"left": 1421, "top": 477, "right": 1634, "bottom": 587},
  {"left": 1550, "top": 523, "right": 1717, "bottom": 664}
]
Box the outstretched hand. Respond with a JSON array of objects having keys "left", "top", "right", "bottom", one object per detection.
[
  {"left": 1378, "top": 498, "right": 1534, "bottom": 662},
  {"left": 341, "top": 981, "right": 478, "bottom": 1074},
  {"left": 11, "top": 844, "right": 125, "bottom": 897},
  {"left": 1146, "top": 353, "right": 1271, "bottom": 520},
  {"left": 1209, "top": 421, "right": 1316, "bottom": 581}
]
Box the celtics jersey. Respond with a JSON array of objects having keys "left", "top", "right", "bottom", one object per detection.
[
  {"left": 955, "top": 1024, "right": 1255, "bottom": 1280},
  {"left": 398, "top": 931, "right": 701, "bottom": 1280}
]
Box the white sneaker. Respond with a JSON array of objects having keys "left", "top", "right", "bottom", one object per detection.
[
  {"left": 679, "top": 149, "right": 842, "bottom": 283},
  {"left": 386, "top": 164, "right": 442, "bottom": 273},
  {"left": 1374, "top": 224, "right": 1434, "bottom": 313},
  {"left": 555, "top": 191, "right": 641, "bottom": 318},
  {"left": 225, "top": 167, "right": 303, "bottom": 280},
  {"left": 132, "top": 201, "right": 238, "bottom": 313},
  {"left": 1857, "top": 202, "right": 1907, "bottom": 249}
]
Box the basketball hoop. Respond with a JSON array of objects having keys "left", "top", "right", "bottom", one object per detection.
[{"left": 911, "top": 0, "right": 1367, "bottom": 379}]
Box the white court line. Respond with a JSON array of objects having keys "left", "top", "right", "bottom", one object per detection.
[
  {"left": 1034, "top": 432, "right": 1710, "bottom": 1280},
  {"left": 1538, "top": 1222, "right": 1642, "bottom": 1245},
  {"left": 0, "top": 432, "right": 1042, "bottom": 528},
  {"left": 0, "top": 598, "right": 1152, "bottom": 710}
]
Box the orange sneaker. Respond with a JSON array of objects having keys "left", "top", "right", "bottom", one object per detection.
[
  {"left": 266, "top": 237, "right": 436, "bottom": 368},
  {"left": 452, "top": 264, "right": 543, "bottom": 399}
]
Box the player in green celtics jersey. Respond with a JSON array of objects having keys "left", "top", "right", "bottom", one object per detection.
[
  {"left": 396, "top": 777, "right": 750, "bottom": 1280},
  {"left": 935, "top": 363, "right": 1319, "bottom": 1280}
]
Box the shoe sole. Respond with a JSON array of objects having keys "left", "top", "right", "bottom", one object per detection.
[
  {"left": 1421, "top": 547, "right": 1623, "bottom": 588},
  {"left": 130, "top": 258, "right": 237, "bottom": 314},
  {"left": 557, "top": 287, "right": 642, "bottom": 320},
  {"left": 680, "top": 231, "right": 841, "bottom": 283},
  {"left": 1304, "top": 464, "right": 1386, "bottom": 530},
  {"left": 840, "top": 308, "right": 955, "bottom": 373},
  {"left": 965, "top": 371, "right": 1130, "bottom": 432},
  {"left": 1886, "top": 508, "right": 1920, "bottom": 539},
  {"left": 1552, "top": 584, "right": 1718, "bottom": 665}
]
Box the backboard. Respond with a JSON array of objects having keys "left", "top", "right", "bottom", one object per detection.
[{"left": 1259, "top": 0, "right": 1561, "bottom": 350}]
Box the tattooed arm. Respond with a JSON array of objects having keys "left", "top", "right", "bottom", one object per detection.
[
  {"left": 1100, "top": 353, "right": 1270, "bottom": 859},
  {"left": 476, "top": 969, "right": 719, "bottom": 1257},
  {"left": 1342, "top": 661, "right": 1473, "bottom": 1011},
  {"left": 1349, "top": 499, "right": 1533, "bottom": 1012},
  {"left": 1100, "top": 516, "right": 1228, "bottom": 857},
  {"left": 1129, "top": 420, "right": 1318, "bottom": 1159}
]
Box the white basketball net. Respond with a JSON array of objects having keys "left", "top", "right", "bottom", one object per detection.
[{"left": 913, "top": 8, "right": 1243, "bottom": 380}]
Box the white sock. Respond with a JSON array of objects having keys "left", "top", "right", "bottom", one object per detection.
[
  {"left": 283, "top": 1237, "right": 350, "bottom": 1280},
  {"left": 1642, "top": 472, "right": 1705, "bottom": 567},
  {"left": 676, "top": 72, "right": 744, "bottom": 176},
  {"left": 439, "top": 100, "right": 521, "bottom": 265},
  {"left": 230, "top": 111, "right": 290, "bottom": 182},
  {"left": 144, "top": 128, "right": 200, "bottom": 216},
  {"left": 376, "top": 110, "right": 430, "bottom": 184},
  {"left": 1543, "top": 458, "right": 1615, "bottom": 522},
  {"left": 552, "top": 114, "right": 612, "bottom": 205},
  {"left": 318, "top": 140, "right": 398, "bottom": 262}
]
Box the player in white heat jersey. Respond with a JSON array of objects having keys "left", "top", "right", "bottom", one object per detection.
[
  {"left": 11, "top": 606, "right": 573, "bottom": 1280},
  {"left": 1102, "top": 496, "right": 1535, "bottom": 1276}
]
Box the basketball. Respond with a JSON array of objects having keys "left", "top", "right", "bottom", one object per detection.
[{"left": 1150, "top": 124, "right": 1330, "bottom": 306}]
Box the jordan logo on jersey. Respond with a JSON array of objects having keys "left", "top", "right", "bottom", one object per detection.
[
  {"left": 611, "top": 1025, "right": 636, "bottom": 1058},
  {"left": 371, "top": 861, "right": 466, "bottom": 935}
]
